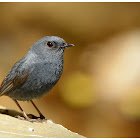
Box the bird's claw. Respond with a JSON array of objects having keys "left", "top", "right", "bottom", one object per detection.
[{"left": 15, "top": 114, "right": 47, "bottom": 122}]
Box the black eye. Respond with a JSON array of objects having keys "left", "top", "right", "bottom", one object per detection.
[{"left": 47, "top": 41, "right": 54, "bottom": 47}]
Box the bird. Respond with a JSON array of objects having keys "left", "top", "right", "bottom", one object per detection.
[{"left": 0, "top": 36, "right": 74, "bottom": 122}]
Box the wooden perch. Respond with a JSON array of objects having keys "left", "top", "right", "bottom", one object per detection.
[{"left": 0, "top": 106, "right": 85, "bottom": 138}]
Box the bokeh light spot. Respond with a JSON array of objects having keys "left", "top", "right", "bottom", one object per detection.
[
  {"left": 119, "top": 88, "right": 140, "bottom": 118},
  {"left": 59, "top": 71, "right": 97, "bottom": 108}
]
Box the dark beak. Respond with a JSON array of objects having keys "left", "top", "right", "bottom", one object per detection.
[{"left": 66, "top": 44, "right": 74, "bottom": 47}]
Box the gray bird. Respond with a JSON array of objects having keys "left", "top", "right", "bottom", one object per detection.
[{"left": 0, "top": 36, "right": 74, "bottom": 122}]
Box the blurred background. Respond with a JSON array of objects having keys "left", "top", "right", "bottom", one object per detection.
[{"left": 1, "top": 2, "right": 140, "bottom": 138}]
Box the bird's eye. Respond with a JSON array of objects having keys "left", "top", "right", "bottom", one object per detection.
[{"left": 47, "top": 41, "right": 54, "bottom": 47}]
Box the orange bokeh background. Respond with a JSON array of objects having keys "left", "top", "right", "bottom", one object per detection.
[{"left": 0, "top": 2, "right": 140, "bottom": 137}]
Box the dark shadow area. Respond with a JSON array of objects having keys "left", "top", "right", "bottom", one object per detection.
[{"left": 0, "top": 108, "right": 39, "bottom": 119}]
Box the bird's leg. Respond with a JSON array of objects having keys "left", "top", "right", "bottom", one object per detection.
[
  {"left": 13, "top": 99, "right": 35, "bottom": 122},
  {"left": 30, "top": 100, "right": 46, "bottom": 120}
]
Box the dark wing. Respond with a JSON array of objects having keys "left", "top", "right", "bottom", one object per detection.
[{"left": 0, "top": 58, "right": 34, "bottom": 96}]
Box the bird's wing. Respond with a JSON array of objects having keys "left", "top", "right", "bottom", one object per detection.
[
  {"left": 0, "top": 59, "right": 34, "bottom": 96},
  {"left": 0, "top": 73, "right": 30, "bottom": 96}
]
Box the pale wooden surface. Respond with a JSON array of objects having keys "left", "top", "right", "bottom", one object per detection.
[{"left": 0, "top": 106, "right": 84, "bottom": 138}]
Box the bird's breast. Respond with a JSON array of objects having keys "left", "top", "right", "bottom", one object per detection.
[{"left": 30, "top": 60, "right": 64, "bottom": 86}]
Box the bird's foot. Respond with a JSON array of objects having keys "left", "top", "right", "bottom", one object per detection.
[
  {"left": 15, "top": 114, "right": 47, "bottom": 123},
  {"left": 39, "top": 114, "right": 46, "bottom": 120},
  {"left": 28, "top": 114, "right": 47, "bottom": 122}
]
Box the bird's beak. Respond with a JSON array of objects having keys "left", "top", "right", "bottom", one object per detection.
[{"left": 66, "top": 44, "right": 74, "bottom": 47}]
